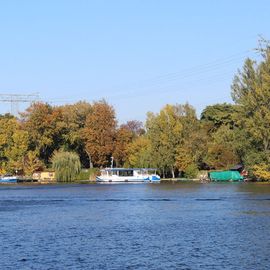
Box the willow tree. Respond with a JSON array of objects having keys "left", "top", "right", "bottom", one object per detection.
[
  {"left": 60, "top": 101, "right": 92, "bottom": 168},
  {"left": 52, "top": 151, "right": 81, "bottom": 182}
]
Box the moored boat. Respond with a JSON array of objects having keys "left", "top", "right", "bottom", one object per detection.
[
  {"left": 96, "top": 168, "right": 160, "bottom": 183},
  {"left": 0, "top": 175, "right": 18, "bottom": 183}
]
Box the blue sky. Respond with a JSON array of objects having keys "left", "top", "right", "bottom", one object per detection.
[{"left": 0, "top": 0, "right": 269, "bottom": 123}]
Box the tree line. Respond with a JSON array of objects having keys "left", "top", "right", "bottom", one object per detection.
[{"left": 1, "top": 40, "right": 270, "bottom": 180}]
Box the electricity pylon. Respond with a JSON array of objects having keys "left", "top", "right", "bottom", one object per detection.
[{"left": 0, "top": 93, "right": 39, "bottom": 115}]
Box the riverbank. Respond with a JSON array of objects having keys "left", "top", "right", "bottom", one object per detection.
[
  {"left": 2, "top": 179, "right": 270, "bottom": 185},
  {"left": 161, "top": 178, "right": 200, "bottom": 183}
]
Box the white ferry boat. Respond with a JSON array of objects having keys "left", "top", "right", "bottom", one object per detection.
[{"left": 96, "top": 168, "right": 160, "bottom": 183}]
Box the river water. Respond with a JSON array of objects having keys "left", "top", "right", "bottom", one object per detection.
[{"left": 0, "top": 182, "right": 270, "bottom": 270}]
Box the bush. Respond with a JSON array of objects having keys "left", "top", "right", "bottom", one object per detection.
[
  {"left": 52, "top": 151, "right": 81, "bottom": 182},
  {"left": 89, "top": 168, "right": 100, "bottom": 180},
  {"left": 251, "top": 163, "right": 270, "bottom": 181},
  {"left": 184, "top": 164, "right": 199, "bottom": 179},
  {"left": 75, "top": 169, "right": 90, "bottom": 181}
]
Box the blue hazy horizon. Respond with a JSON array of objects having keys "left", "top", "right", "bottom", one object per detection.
[{"left": 0, "top": 0, "right": 269, "bottom": 123}]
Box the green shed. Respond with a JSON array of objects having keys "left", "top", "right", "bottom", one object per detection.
[{"left": 209, "top": 170, "right": 244, "bottom": 181}]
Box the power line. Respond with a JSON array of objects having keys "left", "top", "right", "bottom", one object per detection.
[
  {"left": 0, "top": 50, "right": 253, "bottom": 108},
  {"left": 101, "top": 50, "right": 252, "bottom": 100},
  {"left": 0, "top": 93, "right": 39, "bottom": 115}
]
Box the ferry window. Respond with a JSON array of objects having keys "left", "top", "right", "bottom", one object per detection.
[{"left": 119, "top": 170, "right": 133, "bottom": 176}]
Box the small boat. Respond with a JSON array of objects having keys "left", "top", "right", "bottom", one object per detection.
[
  {"left": 0, "top": 175, "right": 18, "bottom": 183},
  {"left": 96, "top": 168, "right": 160, "bottom": 183}
]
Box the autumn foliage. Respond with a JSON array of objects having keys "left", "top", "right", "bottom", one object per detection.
[
  {"left": 82, "top": 100, "right": 117, "bottom": 168},
  {"left": 1, "top": 40, "right": 270, "bottom": 180}
]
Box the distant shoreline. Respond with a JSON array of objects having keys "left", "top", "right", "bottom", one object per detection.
[{"left": 1, "top": 180, "right": 270, "bottom": 185}]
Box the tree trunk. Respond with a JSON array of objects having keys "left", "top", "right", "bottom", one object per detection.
[
  {"left": 171, "top": 167, "right": 175, "bottom": 178},
  {"left": 263, "top": 138, "right": 269, "bottom": 152},
  {"left": 86, "top": 151, "right": 93, "bottom": 168}
]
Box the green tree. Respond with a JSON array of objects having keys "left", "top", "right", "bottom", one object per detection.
[
  {"left": 146, "top": 103, "right": 197, "bottom": 178},
  {"left": 175, "top": 122, "right": 208, "bottom": 173},
  {"left": 232, "top": 42, "right": 270, "bottom": 153},
  {"left": 231, "top": 39, "right": 270, "bottom": 178},
  {"left": 146, "top": 106, "right": 180, "bottom": 177},
  {"left": 0, "top": 116, "right": 33, "bottom": 174},
  {"left": 60, "top": 101, "right": 92, "bottom": 167},
  {"left": 125, "top": 136, "right": 152, "bottom": 168},
  {"left": 21, "top": 102, "right": 64, "bottom": 164},
  {"left": 184, "top": 164, "right": 199, "bottom": 179},
  {"left": 0, "top": 115, "right": 18, "bottom": 168},
  {"left": 4, "top": 129, "right": 29, "bottom": 173},
  {"left": 52, "top": 151, "right": 81, "bottom": 182},
  {"left": 201, "top": 103, "right": 240, "bottom": 132}
]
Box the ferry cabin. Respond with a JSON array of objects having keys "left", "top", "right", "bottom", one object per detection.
[{"left": 96, "top": 168, "right": 160, "bottom": 183}]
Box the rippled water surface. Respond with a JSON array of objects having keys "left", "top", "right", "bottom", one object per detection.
[{"left": 1, "top": 183, "right": 270, "bottom": 270}]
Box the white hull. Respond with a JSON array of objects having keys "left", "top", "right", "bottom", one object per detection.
[
  {"left": 0, "top": 176, "right": 18, "bottom": 183},
  {"left": 96, "top": 176, "right": 147, "bottom": 183}
]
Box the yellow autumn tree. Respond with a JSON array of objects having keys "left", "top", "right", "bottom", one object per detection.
[
  {"left": 0, "top": 116, "right": 28, "bottom": 173},
  {"left": 146, "top": 103, "right": 197, "bottom": 178},
  {"left": 125, "top": 136, "right": 152, "bottom": 168},
  {"left": 252, "top": 164, "right": 270, "bottom": 181}
]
